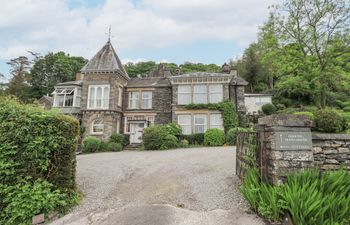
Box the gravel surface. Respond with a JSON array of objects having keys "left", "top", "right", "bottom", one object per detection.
[{"left": 50, "top": 146, "right": 263, "bottom": 225}]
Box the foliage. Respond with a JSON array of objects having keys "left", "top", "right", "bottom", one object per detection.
[
  {"left": 160, "top": 135, "right": 179, "bottom": 150},
  {"left": 143, "top": 125, "right": 179, "bottom": 150},
  {"left": 314, "top": 108, "right": 345, "bottom": 133},
  {"left": 82, "top": 136, "right": 102, "bottom": 153},
  {"left": 261, "top": 103, "right": 276, "bottom": 115},
  {"left": 293, "top": 111, "right": 315, "bottom": 121},
  {"left": 204, "top": 129, "right": 226, "bottom": 146},
  {"left": 178, "top": 133, "right": 205, "bottom": 145},
  {"left": 106, "top": 142, "right": 123, "bottom": 152},
  {"left": 180, "top": 139, "right": 189, "bottom": 147},
  {"left": 109, "top": 133, "right": 129, "bottom": 147},
  {"left": 29, "top": 52, "right": 87, "bottom": 99},
  {"left": 164, "top": 123, "right": 182, "bottom": 136},
  {"left": 185, "top": 101, "right": 238, "bottom": 132},
  {"left": 241, "top": 168, "right": 350, "bottom": 224},
  {"left": 0, "top": 179, "right": 69, "bottom": 225},
  {"left": 0, "top": 97, "right": 79, "bottom": 224},
  {"left": 226, "top": 127, "right": 253, "bottom": 146}
]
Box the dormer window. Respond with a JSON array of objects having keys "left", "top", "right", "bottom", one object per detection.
[{"left": 53, "top": 87, "right": 81, "bottom": 107}]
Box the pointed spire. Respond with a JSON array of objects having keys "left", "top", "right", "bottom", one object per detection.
[
  {"left": 81, "top": 41, "right": 129, "bottom": 79},
  {"left": 108, "top": 25, "right": 111, "bottom": 43}
]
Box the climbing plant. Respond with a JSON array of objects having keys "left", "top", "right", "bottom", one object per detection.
[{"left": 185, "top": 100, "right": 238, "bottom": 132}]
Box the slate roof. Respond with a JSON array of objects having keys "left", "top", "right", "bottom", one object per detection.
[
  {"left": 127, "top": 77, "right": 171, "bottom": 88},
  {"left": 81, "top": 41, "right": 129, "bottom": 78},
  {"left": 56, "top": 80, "right": 83, "bottom": 86}
]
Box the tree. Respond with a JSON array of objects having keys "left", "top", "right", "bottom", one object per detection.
[
  {"left": 6, "top": 56, "right": 31, "bottom": 101},
  {"left": 124, "top": 61, "right": 157, "bottom": 77},
  {"left": 235, "top": 43, "right": 268, "bottom": 93},
  {"left": 28, "top": 52, "right": 87, "bottom": 98},
  {"left": 272, "top": 0, "right": 350, "bottom": 107}
]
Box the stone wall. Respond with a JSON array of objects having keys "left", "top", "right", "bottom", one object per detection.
[
  {"left": 229, "top": 85, "right": 245, "bottom": 112},
  {"left": 312, "top": 133, "right": 350, "bottom": 171}
]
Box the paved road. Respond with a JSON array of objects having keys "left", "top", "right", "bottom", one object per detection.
[{"left": 51, "top": 147, "right": 263, "bottom": 225}]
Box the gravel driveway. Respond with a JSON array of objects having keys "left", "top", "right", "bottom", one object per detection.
[{"left": 51, "top": 147, "right": 263, "bottom": 225}]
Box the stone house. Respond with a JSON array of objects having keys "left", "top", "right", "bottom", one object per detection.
[{"left": 52, "top": 41, "right": 248, "bottom": 144}]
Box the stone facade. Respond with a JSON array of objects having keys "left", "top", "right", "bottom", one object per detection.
[
  {"left": 312, "top": 133, "right": 350, "bottom": 171},
  {"left": 53, "top": 41, "right": 249, "bottom": 144}
]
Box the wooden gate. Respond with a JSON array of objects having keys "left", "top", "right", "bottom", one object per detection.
[{"left": 236, "top": 131, "right": 267, "bottom": 181}]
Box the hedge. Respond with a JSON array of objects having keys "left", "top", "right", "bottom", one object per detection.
[
  {"left": 178, "top": 133, "right": 205, "bottom": 145},
  {"left": 0, "top": 97, "right": 79, "bottom": 224},
  {"left": 204, "top": 129, "right": 225, "bottom": 146}
]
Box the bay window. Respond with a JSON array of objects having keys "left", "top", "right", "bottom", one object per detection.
[
  {"left": 209, "top": 84, "right": 223, "bottom": 103},
  {"left": 178, "top": 114, "right": 191, "bottom": 135},
  {"left": 193, "top": 85, "right": 207, "bottom": 104},
  {"left": 210, "top": 114, "right": 223, "bottom": 129},
  {"left": 178, "top": 85, "right": 191, "bottom": 104},
  {"left": 88, "top": 85, "right": 110, "bottom": 109},
  {"left": 53, "top": 87, "right": 80, "bottom": 107},
  {"left": 194, "top": 114, "right": 207, "bottom": 133}
]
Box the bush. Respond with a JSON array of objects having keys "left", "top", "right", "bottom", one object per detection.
[
  {"left": 160, "top": 134, "right": 179, "bottom": 150},
  {"left": 0, "top": 97, "right": 79, "bottom": 224},
  {"left": 109, "top": 133, "right": 124, "bottom": 145},
  {"left": 180, "top": 139, "right": 189, "bottom": 147},
  {"left": 314, "top": 108, "right": 344, "bottom": 133},
  {"left": 262, "top": 103, "right": 277, "bottom": 115},
  {"left": 293, "top": 111, "right": 315, "bottom": 121},
  {"left": 226, "top": 127, "right": 253, "bottom": 146},
  {"left": 123, "top": 134, "right": 130, "bottom": 147},
  {"left": 82, "top": 136, "right": 102, "bottom": 153},
  {"left": 165, "top": 123, "right": 182, "bottom": 136},
  {"left": 204, "top": 129, "right": 225, "bottom": 146},
  {"left": 343, "top": 106, "right": 350, "bottom": 112},
  {"left": 106, "top": 142, "right": 123, "bottom": 152},
  {"left": 143, "top": 125, "right": 170, "bottom": 150},
  {"left": 179, "top": 133, "right": 205, "bottom": 145}
]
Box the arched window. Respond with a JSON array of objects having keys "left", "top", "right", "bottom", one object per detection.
[{"left": 92, "top": 119, "right": 104, "bottom": 134}]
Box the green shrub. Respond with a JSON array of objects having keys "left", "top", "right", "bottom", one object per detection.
[
  {"left": 160, "top": 134, "right": 179, "bottom": 150},
  {"left": 240, "top": 167, "right": 260, "bottom": 211},
  {"left": 226, "top": 127, "right": 253, "bottom": 146},
  {"left": 143, "top": 126, "right": 180, "bottom": 150},
  {"left": 179, "top": 133, "right": 205, "bottom": 145},
  {"left": 204, "top": 128, "right": 225, "bottom": 146},
  {"left": 0, "top": 97, "right": 79, "bottom": 224},
  {"left": 109, "top": 133, "right": 125, "bottom": 145},
  {"left": 106, "top": 142, "right": 123, "bottom": 152},
  {"left": 293, "top": 111, "right": 315, "bottom": 121},
  {"left": 262, "top": 103, "right": 277, "bottom": 115},
  {"left": 314, "top": 108, "right": 344, "bottom": 133},
  {"left": 180, "top": 139, "right": 189, "bottom": 147},
  {"left": 82, "top": 136, "right": 102, "bottom": 153},
  {"left": 123, "top": 134, "right": 130, "bottom": 147},
  {"left": 165, "top": 123, "right": 182, "bottom": 136}
]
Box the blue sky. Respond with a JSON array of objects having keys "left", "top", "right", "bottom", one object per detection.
[{"left": 0, "top": 0, "right": 275, "bottom": 81}]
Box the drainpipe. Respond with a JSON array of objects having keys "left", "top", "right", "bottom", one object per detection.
[{"left": 235, "top": 85, "right": 238, "bottom": 113}]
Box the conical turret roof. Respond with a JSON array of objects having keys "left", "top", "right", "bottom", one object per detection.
[{"left": 81, "top": 41, "right": 129, "bottom": 79}]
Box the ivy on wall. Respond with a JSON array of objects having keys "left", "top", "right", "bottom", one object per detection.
[{"left": 185, "top": 100, "right": 238, "bottom": 132}]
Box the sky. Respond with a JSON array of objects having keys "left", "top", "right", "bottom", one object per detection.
[{"left": 0, "top": 0, "right": 276, "bottom": 81}]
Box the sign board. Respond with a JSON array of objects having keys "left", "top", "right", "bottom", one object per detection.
[{"left": 275, "top": 132, "right": 312, "bottom": 151}]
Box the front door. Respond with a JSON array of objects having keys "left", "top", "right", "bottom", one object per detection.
[{"left": 130, "top": 122, "right": 145, "bottom": 144}]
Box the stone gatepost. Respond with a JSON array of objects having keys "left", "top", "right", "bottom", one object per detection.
[{"left": 257, "top": 114, "right": 314, "bottom": 184}]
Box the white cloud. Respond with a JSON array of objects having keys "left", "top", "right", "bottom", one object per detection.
[{"left": 0, "top": 0, "right": 276, "bottom": 62}]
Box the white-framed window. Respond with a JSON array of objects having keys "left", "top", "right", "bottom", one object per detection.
[
  {"left": 129, "top": 92, "right": 140, "bottom": 109},
  {"left": 91, "top": 119, "right": 104, "bottom": 134},
  {"left": 88, "top": 85, "right": 110, "bottom": 109},
  {"left": 118, "top": 87, "right": 123, "bottom": 107},
  {"left": 194, "top": 114, "right": 207, "bottom": 133},
  {"left": 178, "top": 85, "right": 191, "bottom": 104},
  {"left": 209, "top": 84, "right": 223, "bottom": 103},
  {"left": 53, "top": 87, "right": 75, "bottom": 107},
  {"left": 193, "top": 85, "right": 207, "bottom": 104},
  {"left": 142, "top": 91, "right": 152, "bottom": 109},
  {"left": 210, "top": 114, "right": 223, "bottom": 130},
  {"left": 178, "top": 114, "right": 191, "bottom": 135}
]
